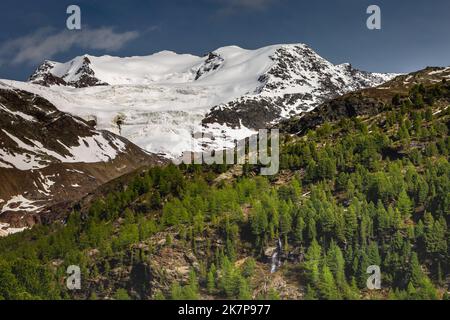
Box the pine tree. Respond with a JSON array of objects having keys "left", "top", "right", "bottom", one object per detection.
[
  {"left": 250, "top": 201, "right": 269, "bottom": 249},
  {"left": 303, "top": 239, "right": 322, "bottom": 285},
  {"left": 207, "top": 269, "right": 215, "bottom": 294},
  {"left": 183, "top": 270, "right": 200, "bottom": 300},
  {"left": 357, "top": 252, "right": 370, "bottom": 288},
  {"left": 268, "top": 288, "right": 281, "bottom": 300},
  {"left": 344, "top": 206, "right": 357, "bottom": 243},
  {"left": 397, "top": 189, "right": 413, "bottom": 219},
  {"left": 242, "top": 258, "right": 256, "bottom": 278},
  {"left": 409, "top": 252, "right": 424, "bottom": 287},
  {"left": 294, "top": 215, "right": 305, "bottom": 244},
  {"left": 407, "top": 282, "right": 417, "bottom": 299},
  {"left": 416, "top": 277, "right": 438, "bottom": 300},
  {"left": 220, "top": 258, "right": 240, "bottom": 298},
  {"left": 238, "top": 277, "right": 252, "bottom": 300},
  {"left": 423, "top": 212, "right": 447, "bottom": 258},
  {"left": 346, "top": 179, "right": 356, "bottom": 199},
  {"left": 154, "top": 290, "right": 166, "bottom": 300},
  {"left": 348, "top": 277, "right": 360, "bottom": 300},
  {"left": 304, "top": 285, "right": 318, "bottom": 300},
  {"left": 307, "top": 217, "right": 317, "bottom": 242},
  {"left": 327, "top": 242, "right": 346, "bottom": 289},
  {"left": 279, "top": 201, "right": 292, "bottom": 247},
  {"left": 0, "top": 262, "right": 20, "bottom": 300},
  {"left": 114, "top": 288, "right": 131, "bottom": 300},
  {"left": 170, "top": 283, "right": 183, "bottom": 300},
  {"left": 367, "top": 242, "right": 382, "bottom": 266},
  {"left": 319, "top": 265, "right": 341, "bottom": 300}
]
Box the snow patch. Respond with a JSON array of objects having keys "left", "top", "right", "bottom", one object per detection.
[
  {"left": 1, "top": 128, "right": 124, "bottom": 170},
  {"left": 0, "top": 222, "right": 28, "bottom": 237},
  {"left": 1, "top": 195, "right": 45, "bottom": 213}
]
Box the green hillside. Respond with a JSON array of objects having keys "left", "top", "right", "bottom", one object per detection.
[{"left": 0, "top": 79, "right": 449, "bottom": 300}]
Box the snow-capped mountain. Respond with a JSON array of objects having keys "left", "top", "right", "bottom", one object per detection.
[
  {"left": 0, "top": 81, "right": 163, "bottom": 235},
  {"left": 7, "top": 44, "right": 396, "bottom": 158},
  {"left": 29, "top": 56, "right": 108, "bottom": 88}
]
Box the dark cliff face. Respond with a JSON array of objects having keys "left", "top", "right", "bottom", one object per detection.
[
  {"left": 68, "top": 57, "right": 109, "bottom": 88},
  {"left": 195, "top": 52, "right": 224, "bottom": 81},
  {"left": 202, "top": 98, "right": 283, "bottom": 129},
  {"left": 279, "top": 67, "right": 450, "bottom": 135},
  {"left": 279, "top": 93, "right": 386, "bottom": 135}
]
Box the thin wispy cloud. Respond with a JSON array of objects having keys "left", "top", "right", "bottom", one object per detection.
[{"left": 0, "top": 27, "right": 141, "bottom": 66}]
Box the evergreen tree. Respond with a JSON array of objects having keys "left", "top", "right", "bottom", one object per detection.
[
  {"left": 207, "top": 267, "right": 216, "bottom": 294},
  {"left": 409, "top": 252, "right": 424, "bottom": 287},
  {"left": 238, "top": 277, "right": 252, "bottom": 300},
  {"left": 303, "top": 239, "right": 322, "bottom": 285},
  {"left": 397, "top": 189, "right": 413, "bottom": 219},
  {"left": 319, "top": 265, "right": 341, "bottom": 300},
  {"left": 327, "top": 242, "right": 347, "bottom": 289},
  {"left": 114, "top": 288, "right": 131, "bottom": 300},
  {"left": 304, "top": 285, "right": 318, "bottom": 300}
]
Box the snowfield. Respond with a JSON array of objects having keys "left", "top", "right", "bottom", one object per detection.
[
  {"left": 2, "top": 79, "right": 257, "bottom": 157},
  {"left": 2, "top": 43, "right": 396, "bottom": 158}
]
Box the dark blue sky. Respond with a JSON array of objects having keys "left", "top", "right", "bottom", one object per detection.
[{"left": 1, "top": 0, "right": 449, "bottom": 80}]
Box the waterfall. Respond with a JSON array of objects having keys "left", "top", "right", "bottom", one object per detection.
[
  {"left": 270, "top": 251, "right": 278, "bottom": 273},
  {"left": 270, "top": 238, "right": 283, "bottom": 273}
]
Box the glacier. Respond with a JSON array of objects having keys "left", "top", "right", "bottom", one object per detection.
[{"left": 2, "top": 43, "right": 397, "bottom": 159}]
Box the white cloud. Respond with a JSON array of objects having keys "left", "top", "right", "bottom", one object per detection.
[{"left": 0, "top": 27, "right": 140, "bottom": 65}]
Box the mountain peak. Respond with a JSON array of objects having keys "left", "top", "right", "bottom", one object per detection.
[
  {"left": 20, "top": 43, "right": 397, "bottom": 158},
  {"left": 29, "top": 54, "right": 108, "bottom": 88}
]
